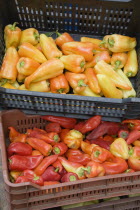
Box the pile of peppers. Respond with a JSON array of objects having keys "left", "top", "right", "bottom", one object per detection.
[
  {"left": 0, "top": 23, "right": 138, "bottom": 99},
  {"left": 8, "top": 115, "right": 140, "bottom": 187}
]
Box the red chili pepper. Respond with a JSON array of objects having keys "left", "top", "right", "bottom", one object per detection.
[
  {"left": 22, "top": 169, "right": 44, "bottom": 186},
  {"left": 118, "top": 129, "right": 129, "bottom": 140},
  {"left": 34, "top": 154, "right": 58, "bottom": 176},
  {"left": 45, "top": 122, "right": 62, "bottom": 133},
  {"left": 33, "top": 127, "right": 47, "bottom": 134},
  {"left": 53, "top": 142, "right": 68, "bottom": 156},
  {"left": 52, "top": 160, "right": 64, "bottom": 173},
  {"left": 90, "top": 137, "right": 111, "bottom": 150},
  {"left": 7, "top": 142, "right": 32, "bottom": 157},
  {"left": 15, "top": 176, "right": 29, "bottom": 183},
  {"left": 26, "top": 137, "right": 52, "bottom": 156},
  {"left": 122, "top": 119, "right": 140, "bottom": 130},
  {"left": 41, "top": 166, "right": 61, "bottom": 181},
  {"left": 67, "top": 153, "right": 91, "bottom": 166},
  {"left": 41, "top": 115, "right": 77, "bottom": 129},
  {"left": 61, "top": 172, "right": 79, "bottom": 183},
  {"left": 91, "top": 146, "right": 114, "bottom": 163},
  {"left": 102, "top": 156, "right": 128, "bottom": 175},
  {"left": 126, "top": 130, "right": 140, "bottom": 144},
  {"left": 84, "top": 161, "right": 105, "bottom": 178},
  {"left": 103, "top": 135, "right": 114, "bottom": 142},
  {"left": 87, "top": 121, "right": 120, "bottom": 140},
  {"left": 9, "top": 155, "right": 43, "bottom": 171},
  {"left": 74, "top": 121, "right": 85, "bottom": 132},
  {"left": 77, "top": 115, "right": 101, "bottom": 134},
  {"left": 65, "top": 149, "right": 83, "bottom": 158}
]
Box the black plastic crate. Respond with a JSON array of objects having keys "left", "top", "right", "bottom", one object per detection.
[{"left": 0, "top": 0, "right": 140, "bottom": 121}]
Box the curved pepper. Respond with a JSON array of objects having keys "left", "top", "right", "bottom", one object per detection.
[
  {"left": 124, "top": 49, "right": 138, "bottom": 77},
  {"left": 52, "top": 160, "right": 64, "bottom": 174},
  {"left": 7, "top": 142, "right": 32, "bottom": 157},
  {"left": 53, "top": 142, "right": 68, "bottom": 156},
  {"left": 84, "top": 161, "right": 105, "bottom": 178},
  {"left": 41, "top": 166, "right": 61, "bottom": 181},
  {"left": 81, "top": 141, "right": 97, "bottom": 155},
  {"left": 20, "top": 28, "right": 40, "bottom": 45},
  {"left": 50, "top": 74, "right": 69, "bottom": 94},
  {"left": 15, "top": 176, "right": 29, "bottom": 183},
  {"left": 32, "top": 150, "right": 42, "bottom": 156},
  {"left": 22, "top": 169, "right": 44, "bottom": 186},
  {"left": 67, "top": 153, "right": 91, "bottom": 166},
  {"left": 9, "top": 155, "right": 43, "bottom": 171},
  {"left": 126, "top": 130, "right": 140, "bottom": 145},
  {"left": 55, "top": 32, "right": 74, "bottom": 48},
  {"left": 102, "top": 156, "right": 128, "bottom": 175},
  {"left": 91, "top": 146, "right": 114, "bottom": 163}
]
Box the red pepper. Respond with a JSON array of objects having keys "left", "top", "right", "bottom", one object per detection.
[
  {"left": 122, "top": 119, "right": 140, "bottom": 130},
  {"left": 27, "top": 130, "right": 60, "bottom": 145},
  {"left": 66, "top": 148, "right": 91, "bottom": 165},
  {"left": 52, "top": 160, "right": 64, "bottom": 173},
  {"left": 26, "top": 137, "right": 52, "bottom": 156},
  {"left": 32, "top": 150, "right": 42, "bottom": 156},
  {"left": 45, "top": 122, "right": 62, "bottom": 133},
  {"left": 41, "top": 166, "right": 61, "bottom": 181},
  {"left": 77, "top": 115, "right": 101, "bottom": 134},
  {"left": 126, "top": 130, "right": 140, "bottom": 144},
  {"left": 7, "top": 142, "right": 32, "bottom": 157},
  {"left": 128, "top": 146, "right": 140, "bottom": 171},
  {"left": 9, "top": 155, "right": 43, "bottom": 171},
  {"left": 118, "top": 129, "right": 129, "bottom": 140},
  {"left": 74, "top": 121, "right": 85, "bottom": 132},
  {"left": 90, "top": 137, "right": 111, "bottom": 150},
  {"left": 103, "top": 135, "right": 114, "bottom": 143},
  {"left": 84, "top": 161, "right": 105, "bottom": 178},
  {"left": 102, "top": 156, "right": 128, "bottom": 175},
  {"left": 33, "top": 127, "right": 47, "bottom": 134},
  {"left": 59, "top": 129, "right": 70, "bottom": 142},
  {"left": 41, "top": 115, "right": 77, "bottom": 129},
  {"left": 34, "top": 154, "right": 58, "bottom": 176},
  {"left": 15, "top": 176, "right": 29, "bottom": 183},
  {"left": 91, "top": 146, "right": 114, "bottom": 163},
  {"left": 87, "top": 121, "right": 120, "bottom": 140},
  {"left": 53, "top": 142, "right": 68, "bottom": 156},
  {"left": 8, "top": 127, "right": 27, "bottom": 143},
  {"left": 61, "top": 172, "right": 79, "bottom": 183},
  {"left": 58, "top": 157, "right": 86, "bottom": 180},
  {"left": 22, "top": 169, "right": 44, "bottom": 186}
]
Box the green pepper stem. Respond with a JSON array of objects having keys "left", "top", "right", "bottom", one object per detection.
[
  {"left": 54, "top": 134, "right": 59, "bottom": 142},
  {"left": 99, "top": 40, "right": 106, "bottom": 47},
  {"left": 10, "top": 22, "right": 19, "bottom": 31},
  {"left": 128, "top": 147, "right": 134, "bottom": 156},
  {"left": 0, "top": 78, "right": 8, "bottom": 86},
  {"left": 54, "top": 147, "right": 60, "bottom": 154},
  {"left": 56, "top": 30, "right": 62, "bottom": 37},
  {"left": 45, "top": 31, "right": 55, "bottom": 37},
  {"left": 126, "top": 72, "right": 133, "bottom": 77},
  {"left": 78, "top": 79, "right": 87, "bottom": 87},
  {"left": 108, "top": 38, "right": 115, "bottom": 47},
  {"left": 57, "top": 88, "right": 65, "bottom": 93},
  {"left": 114, "top": 60, "right": 121, "bottom": 70},
  {"left": 94, "top": 150, "right": 101, "bottom": 158},
  {"left": 69, "top": 175, "right": 77, "bottom": 181},
  {"left": 33, "top": 176, "right": 39, "bottom": 181},
  {"left": 80, "top": 61, "right": 85, "bottom": 68},
  {"left": 19, "top": 61, "right": 25, "bottom": 68},
  {"left": 34, "top": 32, "right": 40, "bottom": 41},
  {"left": 54, "top": 167, "right": 59, "bottom": 173}
]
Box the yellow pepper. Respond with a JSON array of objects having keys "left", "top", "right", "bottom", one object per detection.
[
  {"left": 124, "top": 49, "right": 138, "bottom": 77},
  {"left": 20, "top": 28, "right": 40, "bottom": 45}
]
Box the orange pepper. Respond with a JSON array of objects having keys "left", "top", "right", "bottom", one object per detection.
[
  {"left": 55, "top": 32, "right": 74, "bottom": 49},
  {"left": 111, "top": 52, "right": 128, "bottom": 70},
  {"left": 32, "top": 150, "right": 42, "bottom": 156},
  {"left": 20, "top": 28, "right": 40, "bottom": 45},
  {"left": 63, "top": 129, "right": 83, "bottom": 149},
  {"left": 50, "top": 74, "right": 69, "bottom": 94},
  {"left": 80, "top": 141, "right": 97, "bottom": 155},
  {"left": 17, "top": 73, "right": 26, "bottom": 83}
]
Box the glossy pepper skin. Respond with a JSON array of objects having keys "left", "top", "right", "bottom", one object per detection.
[
  {"left": 24, "top": 80, "right": 50, "bottom": 92},
  {"left": 50, "top": 74, "right": 70, "bottom": 94},
  {"left": 61, "top": 41, "right": 94, "bottom": 62},
  {"left": 84, "top": 68, "right": 101, "bottom": 94},
  {"left": 90, "top": 138, "right": 111, "bottom": 150},
  {"left": 122, "top": 119, "right": 140, "bottom": 130},
  {"left": 87, "top": 121, "right": 120, "bottom": 140},
  {"left": 91, "top": 146, "right": 114, "bottom": 163},
  {"left": 128, "top": 146, "right": 140, "bottom": 171},
  {"left": 111, "top": 52, "right": 128, "bottom": 70},
  {"left": 124, "top": 49, "right": 138, "bottom": 77},
  {"left": 1, "top": 47, "right": 19, "bottom": 82},
  {"left": 40, "top": 34, "right": 62, "bottom": 59},
  {"left": 105, "top": 34, "right": 136, "bottom": 52},
  {"left": 45, "top": 122, "right": 62, "bottom": 133},
  {"left": 75, "top": 86, "right": 101, "bottom": 97},
  {"left": 24, "top": 58, "right": 64, "bottom": 89},
  {"left": 20, "top": 28, "right": 40, "bottom": 45},
  {"left": 102, "top": 156, "right": 128, "bottom": 175},
  {"left": 55, "top": 32, "right": 74, "bottom": 49},
  {"left": 32, "top": 150, "right": 42, "bottom": 156},
  {"left": 34, "top": 154, "right": 58, "bottom": 176},
  {"left": 85, "top": 51, "right": 111, "bottom": 68},
  {"left": 110, "top": 138, "right": 129, "bottom": 159},
  {"left": 7, "top": 142, "right": 32, "bottom": 157},
  {"left": 8, "top": 127, "right": 27, "bottom": 143},
  {"left": 53, "top": 142, "right": 68, "bottom": 156},
  {"left": 58, "top": 157, "right": 86, "bottom": 180},
  {"left": 4, "top": 22, "right": 21, "bottom": 49},
  {"left": 118, "top": 130, "right": 129, "bottom": 140},
  {"left": 26, "top": 137, "right": 52, "bottom": 156},
  {"left": 41, "top": 166, "right": 61, "bottom": 181},
  {"left": 17, "top": 73, "right": 26, "bottom": 83},
  {"left": 18, "top": 42, "right": 47, "bottom": 63},
  {"left": 17, "top": 57, "right": 40, "bottom": 76},
  {"left": 76, "top": 115, "right": 101, "bottom": 134},
  {"left": 67, "top": 152, "right": 91, "bottom": 166},
  {"left": 52, "top": 160, "right": 64, "bottom": 174},
  {"left": 63, "top": 129, "right": 83, "bottom": 149},
  {"left": 15, "top": 176, "right": 29, "bottom": 183},
  {"left": 1, "top": 82, "right": 16, "bottom": 89},
  {"left": 60, "top": 54, "right": 85, "bottom": 73},
  {"left": 126, "top": 130, "right": 140, "bottom": 145},
  {"left": 84, "top": 161, "right": 105, "bottom": 178},
  {"left": 65, "top": 72, "right": 88, "bottom": 93},
  {"left": 81, "top": 141, "right": 97, "bottom": 155},
  {"left": 22, "top": 169, "right": 44, "bottom": 186},
  {"left": 41, "top": 115, "right": 77, "bottom": 129},
  {"left": 61, "top": 172, "right": 79, "bottom": 182},
  {"left": 9, "top": 155, "right": 43, "bottom": 171},
  {"left": 94, "top": 60, "right": 132, "bottom": 90}
]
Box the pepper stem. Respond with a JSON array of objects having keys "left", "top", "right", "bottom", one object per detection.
[
  {"left": 45, "top": 31, "right": 56, "bottom": 37},
  {"left": 53, "top": 134, "right": 59, "bottom": 142},
  {"left": 69, "top": 175, "right": 77, "bottom": 181},
  {"left": 56, "top": 30, "right": 62, "bottom": 37},
  {"left": 54, "top": 167, "right": 59, "bottom": 173},
  {"left": 94, "top": 150, "right": 101, "bottom": 157},
  {"left": 114, "top": 60, "right": 121, "bottom": 70},
  {"left": 108, "top": 38, "right": 115, "bottom": 47},
  {"left": 78, "top": 79, "right": 87, "bottom": 87},
  {"left": 34, "top": 32, "right": 40, "bottom": 41},
  {"left": 54, "top": 147, "right": 60, "bottom": 154},
  {"left": 99, "top": 40, "right": 106, "bottom": 47},
  {"left": 10, "top": 22, "right": 18, "bottom": 31},
  {"left": 128, "top": 147, "right": 134, "bottom": 156},
  {"left": 57, "top": 88, "right": 65, "bottom": 93},
  {"left": 33, "top": 176, "right": 39, "bottom": 181},
  {"left": 80, "top": 61, "right": 85, "bottom": 68},
  {"left": 126, "top": 72, "right": 133, "bottom": 77},
  {"left": 0, "top": 78, "right": 8, "bottom": 86},
  {"left": 84, "top": 166, "right": 91, "bottom": 174},
  {"left": 19, "top": 61, "right": 25, "bottom": 68}
]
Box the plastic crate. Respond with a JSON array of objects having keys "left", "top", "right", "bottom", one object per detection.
[
  {"left": 0, "top": 0, "right": 140, "bottom": 121},
  {"left": 1, "top": 109, "right": 140, "bottom": 210}
]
